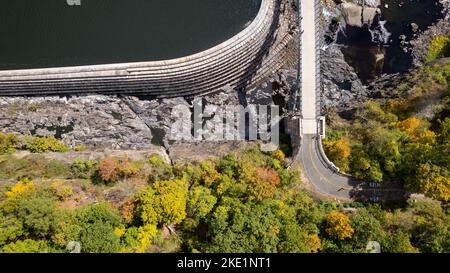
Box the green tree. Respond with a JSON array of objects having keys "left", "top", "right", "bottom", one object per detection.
[
  {"left": 350, "top": 209, "right": 386, "bottom": 251},
  {"left": 187, "top": 186, "right": 217, "bottom": 220},
  {"left": 75, "top": 203, "right": 122, "bottom": 253},
  {"left": 1, "top": 239, "right": 50, "bottom": 253}
]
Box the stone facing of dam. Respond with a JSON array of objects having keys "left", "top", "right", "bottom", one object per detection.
[{"left": 0, "top": 0, "right": 295, "bottom": 97}]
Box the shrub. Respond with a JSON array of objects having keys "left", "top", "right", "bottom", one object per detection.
[
  {"left": 24, "top": 136, "right": 69, "bottom": 153},
  {"left": 0, "top": 133, "right": 18, "bottom": 154},
  {"left": 426, "top": 36, "right": 450, "bottom": 62},
  {"left": 74, "top": 145, "right": 88, "bottom": 152},
  {"left": 148, "top": 154, "right": 173, "bottom": 183},
  {"left": 50, "top": 180, "right": 74, "bottom": 201},
  {"left": 4, "top": 178, "right": 35, "bottom": 198},
  {"left": 117, "top": 156, "right": 140, "bottom": 178},
  {"left": 98, "top": 157, "right": 120, "bottom": 183},
  {"left": 70, "top": 158, "right": 98, "bottom": 179}
]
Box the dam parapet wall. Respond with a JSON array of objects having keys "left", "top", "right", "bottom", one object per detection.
[{"left": 0, "top": 0, "right": 295, "bottom": 98}]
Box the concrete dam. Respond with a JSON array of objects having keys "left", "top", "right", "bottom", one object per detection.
[{"left": 0, "top": 0, "right": 295, "bottom": 97}]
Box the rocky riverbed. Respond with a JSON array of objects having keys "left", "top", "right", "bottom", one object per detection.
[
  {"left": 0, "top": 74, "right": 286, "bottom": 153},
  {"left": 320, "top": 0, "right": 450, "bottom": 113}
]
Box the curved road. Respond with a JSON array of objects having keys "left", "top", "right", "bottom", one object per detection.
[
  {"left": 296, "top": 0, "right": 404, "bottom": 200},
  {"left": 300, "top": 135, "right": 359, "bottom": 199}
]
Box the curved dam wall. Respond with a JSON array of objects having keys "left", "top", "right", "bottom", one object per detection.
[{"left": 0, "top": 0, "right": 293, "bottom": 97}]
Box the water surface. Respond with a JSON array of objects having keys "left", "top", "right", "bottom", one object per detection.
[
  {"left": 337, "top": 0, "right": 444, "bottom": 82},
  {"left": 0, "top": 0, "right": 261, "bottom": 70}
]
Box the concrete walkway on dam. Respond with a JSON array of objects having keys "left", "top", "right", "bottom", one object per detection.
[{"left": 299, "top": 0, "right": 318, "bottom": 135}]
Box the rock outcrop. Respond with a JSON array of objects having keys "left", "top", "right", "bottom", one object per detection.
[{"left": 340, "top": 2, "right": 381, "bottom": 28}]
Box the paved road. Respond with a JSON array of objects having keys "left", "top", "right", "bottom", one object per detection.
[{"left": 300, "top": 135, "right": 358, "bottom": 199}]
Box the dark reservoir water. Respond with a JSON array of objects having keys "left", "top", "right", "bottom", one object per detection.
[
  {"left": 338, "top": 0, "right": 444, "bottom": 83},
  {"left": 0, "top": 0, "right": 261, "bottom": 70},
  {"left": 381, "top": 0, "right": 444, "bottom": 74}
]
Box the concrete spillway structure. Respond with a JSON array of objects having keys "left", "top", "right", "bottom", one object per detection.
[{"left": 0, "top": 0, "right": 293, "bottom": 97}]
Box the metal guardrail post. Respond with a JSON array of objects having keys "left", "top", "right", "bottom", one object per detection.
[
  {"left": 314, "top": 0, "right": 322, "bottom": 120},
  {"left": 291, "top": 0, "right": 302, "bottom": 114},
  {"left": 312, "top": 0, "right": 340, "bottom": 174}
]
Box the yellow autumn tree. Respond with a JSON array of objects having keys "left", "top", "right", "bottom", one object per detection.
[
  {"left": 136, "top": 178, "right": 188, "bottom": 225},
  {"left": 325, "top": 139, "right": 351, "bottom": 160},
  {"left": 324, "top": 139, "right": 351, "bottom": 172},
  {"left": 416, "top": 163, "right": 450, "bottom": 201},
  {"left": 325, "top": 211, "right": 354, "bottom": 240},
  {"left": 307, "top": 234, "right": 321, "bottom": 253},
  {"left": 396, "top": 117, "right": 422, "bottom": 138}
]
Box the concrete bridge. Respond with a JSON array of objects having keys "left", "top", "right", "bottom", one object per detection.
[
  {"left": 293, "top": 0, "right": 354, "bottom": 199},
  {"left": 0, "top": 0, "right": 293, "bottom": 97},
  {"left": 294, "top": 0, "right": 404, "bottom": 201}
]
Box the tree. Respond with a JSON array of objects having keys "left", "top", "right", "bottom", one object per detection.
[
  {"left": 188, "top": 161, "right": 220, "bottom": 187},
  {"left": 384, "top": 230, "right": 418, "bottom": 253},
  {"left": 414, "top": 163, "right": 450, "bottom": 201},
  {"left": 249, "top": 167, "right": 280, "bottom": 200},
  {"left": 426, "top": 36, "right": 450, "bottom": 62},
  {"left": 350, "top": 209, "right": 386, "bottom": 250},
  {"left": 136, "top": 178, "right": 188, "bottom": 225},
  {"left": 1, "top": 239, "right": 50, "bottom": 253},
  {"left": 75, "top": 203, "right": 122, "bottom": 253},
  {"left": 187, "top": 186, "right": 217, "bottom": 220},
  {"left": 325, "top": 211, "right": 354, "bottom": 240},
  {"left": 206, "top": 199, "right": 281, "bottom": 253},
  {"left": 120, "top": 224, "right": 158, "bottom": 253},
  {"left": 323, "top": 139, "right": 351, "bottom": 172},
  {"left": 16, "top": 196, "right": 59, "bottom": 238},
  {"left": 406, "top": 198, "right": 450, "bottom": 252},
  {"left": 278, "top": 223, "right": 321, "bottom": 253},
  {"left": 396, "top": 117, "right": 422, "bottom": 138},
  {"left": 51, "top": 209, "right": 81, "bottom": 249},
  {"left": 0, "top": 214, "right": 24, "bottom": 246}
]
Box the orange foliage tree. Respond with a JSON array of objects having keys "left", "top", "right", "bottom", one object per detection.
[
  {"left": 98, "top": 157, "right": 120, "bottom": 183},
  {"left": 247, "top": 167, "right": 281, "bottom": 200}
]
